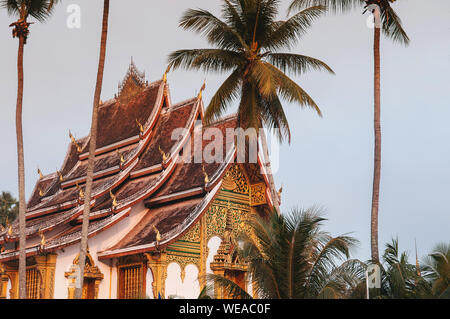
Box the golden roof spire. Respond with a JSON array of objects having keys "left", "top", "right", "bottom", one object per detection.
[
  {"left": 39, "top": 230, "right": 46, "bottom": 248},
  {"left": 37, "top": 168, "right": 44, "bottom": 179},
  {"left": 152, "top": 225, "right": 161, "bottom": 242},
  {"left": 116, "top": 149, "right": 125, "bottom": 165},
  {"left": 76, "top": 183, "right": 84, "bottom": 199},
  {"left": 202, "top": 165, "right": 209, "bottom": 185},
  {"left": 69, "top": 130, "right": 82, "bottom": 153},
  {"left": 57, "top": 170, "right": 64, "bottom": 182},
  {"left": 198, "top": 80, "right": 206, "bottom": 100},
  {"left": 136, "top": 119, "right": 144, "bottom": 134},
  {"left": 158, "top": 145, "right": 168, "bottom": 162},
  {"left": 7, "top": 225, "right": 12, "bottom": 237},
  {"left": 110, "top": 189, "right": 118, "bottom": 209},
  {"left": 163, "top": 65, "right": 171, "bottom": 83}
]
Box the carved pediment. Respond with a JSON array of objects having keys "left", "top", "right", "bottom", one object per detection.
[{"left": 116, "top": 58, "right": 147, "bottom": 104}]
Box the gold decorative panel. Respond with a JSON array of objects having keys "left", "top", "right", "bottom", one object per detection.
[
  {"left": 221, "top": 164, "right": 249, "bottom": 195},
  {"left": 250, "top": 183, "right": 267, "bottom": 206}
]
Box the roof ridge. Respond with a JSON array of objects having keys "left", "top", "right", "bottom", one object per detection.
[{"left": 205, "top": 113, "right": 238, "bottom": 127}]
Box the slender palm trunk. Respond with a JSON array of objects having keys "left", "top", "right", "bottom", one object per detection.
[
  {"left": 16, "top": 34, "right": 27, "bottom": 299},
  {"left": 371, "top": 26, "right": 381, "bottom": 263},
  {"left": 75, "top": 0, "right": 110, "bottom": 299}
]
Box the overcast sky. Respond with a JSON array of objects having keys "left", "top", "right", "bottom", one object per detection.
[{"left": 0, "top": 0, "right": 449, "bottom": 262}]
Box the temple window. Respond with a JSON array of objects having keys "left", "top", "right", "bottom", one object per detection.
[
  {"left": 117, "top": 255, "right": 147, "bottom": 299},
  {"left": 118, "top": 263, "right": 144, "bottom": 299},
  {"left": 26, "top": 268, "right": 42, "bottom": 299}
]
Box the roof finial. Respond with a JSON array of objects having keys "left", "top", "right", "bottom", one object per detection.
[
  {"left": 277, "top": 184, "right": 283, "bottom": 204},
  {"left": 163, "top": 65, "right": 171, "bottom": 83},
  {"left": 202, "top": 165, "right": 209, "bottom": 185},
  {"left": 136, "top": 119, "right": 144, "bottom": 135},
  {"left": 69, "top": 130, "right": 82, "bottom": 153},
  {"left": 76, "top": 183, "right": 84, "bottom": 200},
  {"left": 110, "top": 189, "right": 118, "bottom": 210},
  {"left": 153, "top": 225, "right": 161, "bottom": 243},
  {"left": 158, "top": 145, "right": 168, "bottom": 162},
  {"left": 198, "top": 80, "right": 206, "bottom": 100},
  {"left": 57, "top": 170, "right": 64, "bottom": 182},
  {"left": 37, "top": 168, "right": 44, "bottom": 179},
  {"left": 39, "top": 229, "right": 46, "bottom": 249},
  {"left": 116, "top": 149, "right": 125, "bottom": 167},
  {"left": 39, "top": 187, "right": 44, "bottom": 197}
]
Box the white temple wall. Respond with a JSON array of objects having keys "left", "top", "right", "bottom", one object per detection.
[
  {"left": 165, "top": 263, "right": 200, "bottom": 299},
  {"left": 146, "top": 267, "right": 154, "bottom": 299},
  {"left": 206, "top": 236, "right": 221, "bottom": 274},
  {"left": 52, "top": 201, "right": 149, "bottom": 299}
]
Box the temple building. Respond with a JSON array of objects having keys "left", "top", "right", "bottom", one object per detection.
[{"left": 0, "top": 61, "right": 278, "bottom": 299}]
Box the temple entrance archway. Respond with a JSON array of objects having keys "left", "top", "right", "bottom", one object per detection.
[{"left": 65, "top": 250, "right": 104, "bottom": 299}]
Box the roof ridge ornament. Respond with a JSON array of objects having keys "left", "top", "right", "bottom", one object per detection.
[
  {"left": 197, "top": 80, "right": 206, "bottom": 100},
  {"left": 69, "top": 130, "right": 82, "bottom": 153},
  {"left": 163, "top": 65, "right": 171, "bottom": 83},
  {"left": 39, "top": 229, "right": 46, "bottom": 252},
  {"left": 37, "top": 168, "right": 44, "bottom": 179},
  {"left": 57, "top": 170, "right": 64, "bottom": 182},
  {"left": 116, "top": 149, "right": 126, "bottom": 169},
  {"left": 152, "top": 225, "right": 161, "bottom": 243},
  {"left": 136, "top": 118, "right": 144, "bottom": 138},
  {"left": 158, "top": 145, "right": 168, "bottom": 162},
  {"left": 202, "top": 165, "right": 209, "bottom": 185},
  {"left": 117, "top": 57, "right": 147, "bottom": 104},
  {"left": 110, "top": 189, "right": 118, "bottom": 211},
  {"left": 76, "top": 183, "right": 84, "bottom": 203}
]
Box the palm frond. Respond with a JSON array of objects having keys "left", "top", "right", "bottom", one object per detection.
[
  {"left": 288, "top": 0, "right": 364, "bottom": 15},
  {"left": 381, "top": 5, "right": 409, "bottom": 46},
  {"left": 263, "top": 62, "right": 322, "bottom": 116},
  {"left": 167, "top": 49, "right": 243, "bottom": 72},
  {"left": 265, "top": 5, "right": 326, "bottom": 50},
  {"left": 1, "top": 0, "right": 60, "bottom": 22},
  {"left": 206, "top": 273, "right": 253, "bottom": 299},
  {"left": 204, "top": 68, "right": 242, "bottom": 125},
  {"left": 266, "top": 53, "right": 334, "bottom": 75},
  {"left": 179, "top": 8, "right": 247, "bottom": 50}
]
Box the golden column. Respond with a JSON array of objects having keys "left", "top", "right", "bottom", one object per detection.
[
  {"left": 146, "top": 251, "right": 167, "bottom": 299},
  {"left": 198, "top": 215, "right": 207, "bottom": 290},
  {"left": 35, "top": 253, "right": 57, "bottom": 299},
  {"left": 0, "top": 263, "right": 8, "bottom": 299}
]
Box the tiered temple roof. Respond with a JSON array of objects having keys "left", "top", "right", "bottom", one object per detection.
[{"left": 0, "top": 62, "right": 274, "bottom": 262}]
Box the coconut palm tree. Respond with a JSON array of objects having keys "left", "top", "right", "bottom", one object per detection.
[
  {"left": 168, "top": 0, "right": 335, "bottom": 213},
  {"left": 1, "top": 0, "right": 60, "bottom": 299},
  {"left": 207, "top": 207, "right": 365, "bottom": 299},
  {"left": 74, "top": 0, "right": 110, "bottom": 299},
  {"left": 377, "top": 238, "right": 427, "bottom": 298},
  {"left": 288, "top": 0, "right": 409, "bottom": 263},
  {"left": 422, "top": 243, "right": 450, "bottom": 299}
]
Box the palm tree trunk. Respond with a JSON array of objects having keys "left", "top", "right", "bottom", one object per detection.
[
  {"left": 371, "top": 26, "right": 381, "bottom": 263},
  {"left": 16, "top": 34, "right": 27, "bottom": 300},
  {"left": 74, "top": 0, "right": 110, "bottom": 299}
]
